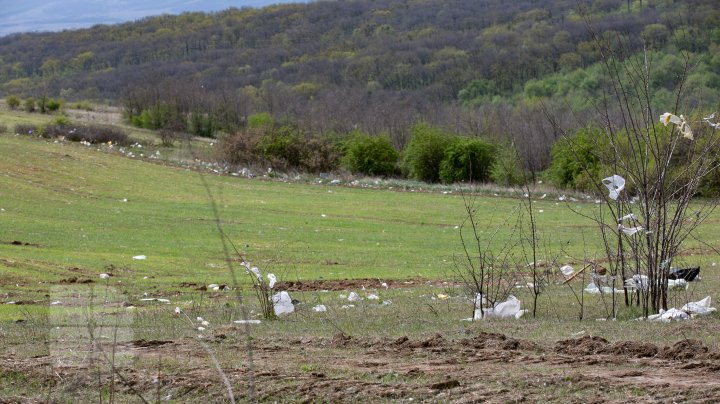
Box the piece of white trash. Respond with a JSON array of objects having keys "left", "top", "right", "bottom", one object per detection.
[
  {"left": 347, "top": 292, "right": 362, "bottom": 302},
  {"left": 366, "top": 293, "right": 380, "bottom": 300},
  {"left": 272, "top": 291, "right": 295, "bottom": 316},
  {"left": 312, "top": 304, "right": 327, "bottom": 312},
  {"left": 618, "top": 224, "right": 643, "bottom": 236},
  {"left": 602, "top": 175, "right": 625, "bottom": 200},
  {"left": 682, "top": 296, "right": 716, "bottom": 316},
  {"left": 234, "top": 319, "right": 262, "bottom": 324},
  {"left": 267, "top": 273, "right": 277, "bottom": 289},
  {"left": 560, "top": 265, "right": 574, "bottom": 277},
  {"left": 99, "top": 273, "right": 111, "bottom": 279},
  {"left": 132, "top": 255, "right": 146, "bottom": 260},
  {"left": 474, "top": 295, "right": 526, "bottom": 320}
]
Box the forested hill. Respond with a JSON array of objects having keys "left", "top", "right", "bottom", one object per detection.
[{"left": 1, "top": 0, "right": 718, "bottom": 150}]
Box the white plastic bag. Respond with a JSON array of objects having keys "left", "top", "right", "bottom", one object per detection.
[
  {"left": 474, "top": 295, "right": 526, "bottom": 320},
  {"left": 682, "top": 296, "right": 716, "bottom": 316},
  {"left": 602, "top": 175, "right": 625, "bottom": 200},
  {"left": 272, "top": 291, "right": 295, "bottom": 316}
]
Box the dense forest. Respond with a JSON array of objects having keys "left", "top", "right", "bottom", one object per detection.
[{"left": 1, "top": 0, "right": 719, "bottom": 182}]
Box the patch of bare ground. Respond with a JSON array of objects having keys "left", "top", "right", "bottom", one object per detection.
[
  {"left": 275, "top": 278, "right": 452, "bottom": 292},
  {"left": 4, "top": 331, "right": 720, "bottom": 402}
]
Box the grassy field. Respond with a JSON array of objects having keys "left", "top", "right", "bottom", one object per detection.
[{"left": 2, "top": 107, "right": 720, "bottom": 402}]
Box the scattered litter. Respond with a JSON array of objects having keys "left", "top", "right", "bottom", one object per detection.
[
  {"left": 234, "top": 319, "right": 262, "bottom": 324},
  {"left": 99, "top": 273, "right": 111, "bottom": 279},
  {"left": 367, "top": 293, "right": 379, "bottom": 300},
  {"left": 436, "top": 294, "right": 449, "bottom": 300},
  {"left": 571, "top": 330, "right": 586, "bottom": 337},
  {"left": 175, "top": 307, "right": 181, "bottom": 314},
  {"left": 321, "top": 214, "right": 327, "bottom": 218},
  {"left": 669, "top": 267, "right": 700, "bottom": 281},
  {"left": 625, "top": 275, "right": 648, "bottom": 291},
  {"left": 338, "top": 294, "right": 347, "bottom": 300},
  {"left": 140, "top": 298, "right": 170, "bottom": 303},
  {"left": 682, "top": 296, "right": 716, "bottom": 316},
  {"left": 121, "top": 198, "right": 128, "bottom": 202},
  {"left": 50, "top": 301, "right": 62, "bottom": 305},
  {"left": 382, "top": 300, "right": 392, "bottom": 305},
  {"left": 267, "top": 273, "right": 277, "bottom": 289},
  {"left": 272, "top": 291, "right": 295, "bottom": 316},
  {"left": 619, "top": 213, "right": 637, "bottom": 222},
  {"left": 132, "top": 255, "right": 146, "bottom": 260},
  {"left": 381, "top": 282, "right": 389, "bottom": 289},
  {"left": 618, "top": 224, "right": 644, "bottom": 236},
  {"left": 474, "top": 295, "right": 526, "bottom": 320},
  {"left": 668, "top": 279, "right": 689, "bottom": 290},
  {"left": 560, "top": 265, "right": 574, "bottom": 277},
  {"left": 347, "top": 292, "right": 362, "bottom": 302},
  {"left": 312, "top": 304, "right": 327, "bottom": 312},
  {"left": 341, "top": 304, "right": 355, "bottom": 309},
  {"left": 647, "top": 308, "right": 689, "bottom": 322},
  {"left": 602, "top": 175, "right": 625, "bottom": 200},
  {"left": 585, "top": 282, "right": 623, "bottom": 294}
]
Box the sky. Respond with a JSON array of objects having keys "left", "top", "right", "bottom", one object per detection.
[{"left": 0, "top": 0, "right": 308, "bottom": 37}]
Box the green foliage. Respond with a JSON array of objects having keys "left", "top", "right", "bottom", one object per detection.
[
  {"left": 439, "top": 138, "right": 496, "bottom": 183},
  {"left": 5, "top": 95, "right": 20, "bottom": 109},
  {"left": 131, "top": 104, "right": 183, "bottom": 131},
  {"left": 23, "top": 98, "right": 35, "bottom": 113},
  {"left": 546, "top": 126, "right": 605, "bottom": 191},
  {"left": 342, "top": 131, "right": 399, "bottom": 176},
  {"left": 188, "top": 111, "right": 217, "bottom": 138},
  {"left": 46, "top": 98, "right": 63, "bottom": 112},
  {"left": 402, "top": 123, "right": 455, "bottom": 183},
  {"left": 490, "top": 145, "right": 526, "bottom": 186},
  {"left": 247, "top": 112, "right": 273, "bottom": 130},
  {"left": 259, "top": 125, "right": 304, "bottom": 168},
  {"left": 51, "top": 114, "right": 71, "bottom": 126}
]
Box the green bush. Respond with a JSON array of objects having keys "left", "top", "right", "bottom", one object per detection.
[
  {"left": 342, "top": 132, "right": 399, "bottom": 176},
  {"left": 439, "top": 138, "right": 496, "bottom": 183},
  {"left": 188, "top": 111, "right": 217, "bottom": 138},
  {"left": 402, "top": 123, "right": 455, "bottom": 183},
  {"left": 5, "top": 95, "right": 20, "bottom": 110},
  {"left": 259, "top": 125, "right": 304, "bottom": 169},
  {"left": 490, "top": 145, "right": 526, "bottom": 186},
  {"left": 546, "top": 126, "right": 605, "bottom": 191},
  {"left": 24, "top": 98, "right": 36, "bottom": 113},
  {"left": 247, "top": 112, "right": 273, "bottom": 130},
  {"left": 46, "top": 98, "right": 63, "bottom": 112}
]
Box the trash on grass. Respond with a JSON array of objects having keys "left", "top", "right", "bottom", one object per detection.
[
  {"left": 267, "top": 273, "right": 277, "bottom": 289},
  {"left": 272, "top": 291, "right": 294, "bottom": 316},
  {"left": 99, "top": 273, "right": 111, "bottom": 279},
  {"left": 312, "top": 304, "right": 327, "bottom": 312},
  {"left": 367, "top": 293, "right": 379, "bottom": 300},
  {"left": 618, "top": 224, "right": 644, "bottom": 236},
  {"left": 669, "top": 266, "right": 700, "bottom": 281},
  {"left": 474, "top": 295, "right": 526, "bottom": 320},
  {"left": 132, "top": 255, "right": 146, "bottom": 260},
  {"left": 140, "top": 298, "right": 170, "bottom": 303},
  {"left": 560, "top": 265, "right": 574, "bottom": 277},
  {"left": 347, "top": 292, "right": 362, "bottom": 302},
  {"left": 234, "top": 319, "right": 262, "bottom": 324},
  {"left": 682, "top": 296, "right": 716, "bottom": 316}
]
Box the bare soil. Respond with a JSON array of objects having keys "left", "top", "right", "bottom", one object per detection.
[{"left": 3, "top": 330, "right": 720, "bottom": 402}]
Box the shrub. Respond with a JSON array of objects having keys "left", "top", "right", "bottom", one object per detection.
[
  {"left": 5, "top": 95, "right": 20, "bottom": 110},
  {"left": 188, "top": 111, "right": 217, "bottom": 138},
  {"left": 342, "top": 132, "right": 399, "bottom": 176},
  {"left": 15, "top": 123, "right": 37, "bottom": 135},
  {"left": 259, "top": 125, "right": 304, "bottom": 169},
  {"left": 439, "top": 138, "right": 496, "bottom": 183},
  {"left": 46, "top": 98, "right": 63, "bottom": 112},
  {"left": 217, "top": 129, "right": 264, "bottom": 165},
  {"left": 24, "top": 98, "right": 36, "bottom": 113},
  {"left": 546, "top": 126, "right": 605, "bottom": 191},
  {"left": 402, "top": 123, "right": 455, "bottom": 182},
  {"left": 489, "top": 144, "right": 526, "bottom": 186},
  {"left": 299, "top": 136, "right": 341, "bottom": 173}
]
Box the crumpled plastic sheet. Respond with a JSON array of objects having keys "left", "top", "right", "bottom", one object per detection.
[
  {"left": 272, "top": 291, "right": 295, "bottom": 316},
  {"left": 560, "top": 265, "right": 574, "bottom": 277},
  {"left": 602, "top": 175, "right": 625, "bottom": 200},
  {"left": 618, "top": 224, "right": 644, "bottom": 236},
  {"left": 585, "top": 282, "right": 624, "bottom": 295},
  {"left": 474, "top": 295, "right": 527, "bottom": 320},
  {"left": 267, "top": 273, "right": 276, "bottom": 289},
  {"left": 646, "top": 296, "right": 716, "bottom": 322}
]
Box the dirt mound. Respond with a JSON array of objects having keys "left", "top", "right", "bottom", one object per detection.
[
  {"left": 409, "top": 333, "right": 446, "bottom": 348},
  {"left": 659, "top": 339, "right": 708, "bottom": 360},
  {"left": 458, "top": 331, "right": 534, "bottom": 350},
  {"left": 331, "top": 332, "right": 353, "bottom": 346},
  {"left": 607, "top": 341, "right": 659, "bottom": 358},
  {"left": 555, "top": 335, "right": 609, "bottom": 355},
  {"left": 132, "top": 339, "right": 173, "bottom": 348},
  {"left": 58, "top": 276, "right": 94, "bottom": 284}
]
